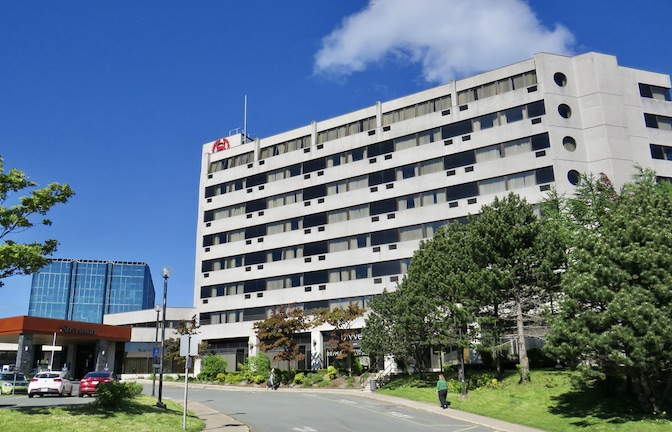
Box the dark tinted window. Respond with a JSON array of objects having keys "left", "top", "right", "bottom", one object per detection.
[
  {"left": 371, "top": 229, "right": 400, "bottom": 246},
  {"left": 245, "top": 225, "right": 266, "bottom": 239},
  {"left": 441, "top": 120, "right": 473, "bottom": 139},
  {"left": 372, "top": 260, "right": 401, "bottom": 277},
  {"left": 245, "top": 251, "right": 265, "bottom": 265},
  {"left": 367, "top": 140, "right": 394, "bottom": 158},
  {"left": 527, "top": 100, "right": 546, "bottom": 118},
  {"left": 370, "top": 198, "right": 398, "bottom": 215},
  {"left": 304, "top": 212, "right": 327, "bottom": 228},
  {"left": 304, "top": 270, "right": 328, "bottom": 285},
  {"left": 247, "top": 173, "right": 267, "bottom": 187},
  {"left": 303, "top": 157, "right": 326, "bottom": 173},
  {"left": 304, "top": 241, "right": 328, "bottom": 256},
  {"left": 535, "top": 167, "right": 555, "bottom": 184},
  {"left": 444, "top": 151, "right": 476, "bottom": 170},
  {"left": 531, "top": 133, "right": 550, "bottom": 150},
  {"left": 446, "top": 182, "right": 478, "bottom": 200},
  {"left": 246, "top": 199, "right": 267, "bottom": 213},
  {"left": 304, "top": 184, "right": 327, "bottom": 200}
]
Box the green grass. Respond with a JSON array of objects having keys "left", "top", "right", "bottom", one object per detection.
[
  {"left": 376, "top": 369, "right": 672, "bottom": 432},
  {"left": 0, "top": 395, "right": 205, "bottom": 432}
]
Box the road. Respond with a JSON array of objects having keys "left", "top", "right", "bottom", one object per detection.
[
  {"left": 154, "top": 383, "right": 500, "bottom": 432},
  {"left": 1, "top": 381, "right": 527, "bottom": 432}
]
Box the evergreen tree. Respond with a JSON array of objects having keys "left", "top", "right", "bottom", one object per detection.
[{"left": 547, "top": 169, "right": 672, "bottom": 414}]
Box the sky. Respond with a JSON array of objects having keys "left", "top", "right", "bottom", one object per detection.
[{"left": 2, "top": 0, "right": 671, "bottom": 318}]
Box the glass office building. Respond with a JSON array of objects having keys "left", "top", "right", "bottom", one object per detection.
[{"left": 28, "top": 259, "right": 156, "bottom": 324}]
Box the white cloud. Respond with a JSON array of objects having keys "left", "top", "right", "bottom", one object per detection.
[{"left": 314, "top": 0, "right": 575, "bottom": 83}]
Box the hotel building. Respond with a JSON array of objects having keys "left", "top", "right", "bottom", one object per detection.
[
  {"left": 191, "top": 51, "right": 672, "bottom": 370},
  {"left": 194, "top": 53, "right": 672, "bottom": 367}
]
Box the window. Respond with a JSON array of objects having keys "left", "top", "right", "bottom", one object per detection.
[
  {"left": 554, "top": 72, "right": 567, "bottom": 87},
  {"left": 558, "top": 104, "right": 572, "bottom": 119},
  {"left": 651, "top": 144, "right": 672, "bottom": 161},
  {"left": 639, "top": 83, "right": 671, "bottom": 101},
  {"left": 563, "top": 136, "right": 577, "bottom": 152}
]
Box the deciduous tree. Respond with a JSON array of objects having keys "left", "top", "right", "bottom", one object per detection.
[
  {"left": 254, "top": 304, "right": 310, "bottom": 368},
  {"left": 0, "top": 156, "right": 74, "bottom": 286},
  {"left": 315, "top": 303, "right": 364, "bottom": 375}
]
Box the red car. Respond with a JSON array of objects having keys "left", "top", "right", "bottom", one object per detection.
[{"left": 78, "top": 371, "right": 116, "bottom": 397}]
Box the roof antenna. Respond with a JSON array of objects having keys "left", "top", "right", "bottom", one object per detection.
[{"left": 243, "top": 95, "right": 248, "bottom": 143}]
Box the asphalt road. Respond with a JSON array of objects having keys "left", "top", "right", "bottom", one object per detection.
[{"left": 154, "top": 383, "right": 500, "bottom": 432}]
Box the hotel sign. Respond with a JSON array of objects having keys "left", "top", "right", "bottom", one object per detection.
[{"left": 60, "top": 325, "right": 96, "bottom": 336}]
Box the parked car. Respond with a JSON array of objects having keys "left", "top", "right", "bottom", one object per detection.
[
  {"left": 27, "top": 371, "right": 73, "bottom": 397},
  {"left": 78, "top": 371, "right": 116, "bottom": 397},
  {"left": 0, "top": 372, "right": 29, "bottom": 394}
]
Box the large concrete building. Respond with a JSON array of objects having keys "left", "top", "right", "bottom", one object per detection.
[{"left": 193, "top": 52, "right": 672, "bottom": 370}]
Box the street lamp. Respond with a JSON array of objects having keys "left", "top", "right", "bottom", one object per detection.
[
  {"left": 156, "top": 266, "right": 171, "bottom": 409},
  {"left": 151, "top": 304, "right": 161, "bottom": 397}
]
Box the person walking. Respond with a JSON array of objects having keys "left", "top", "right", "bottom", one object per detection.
[
  {"left": 436, "top": 374, "right": 449, "bottom": 408},
  {"left": 268, "top": 368, "right": 276, "bottom": 390}
]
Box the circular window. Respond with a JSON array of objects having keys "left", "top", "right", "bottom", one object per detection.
[
  {"left": 558, "top": 104, "right": 572, "bottom": 119},
  {"left": 554, "top": 72, "right": 567, "bottom": 87},
  {"left": 568, "top": 170, "right": 580, "bottom": 185},
  {"left": 563, "top": 136, "right": 577, "bottom": 152}
]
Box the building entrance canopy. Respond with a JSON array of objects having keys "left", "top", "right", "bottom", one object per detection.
[{"left": 0, "top": 316, "right": 131, "bottom": 346}]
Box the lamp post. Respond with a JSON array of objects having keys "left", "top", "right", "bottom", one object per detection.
[
  {"left": 156, "top": 266, "right": 171, "bottom": 409},
  {"left": 151, "top": 304, "right": 161, "bottom": 397}
]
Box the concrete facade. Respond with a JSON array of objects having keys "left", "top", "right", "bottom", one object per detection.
[{"left": 192, "top": 52, "right": 672, "bottom": 369}]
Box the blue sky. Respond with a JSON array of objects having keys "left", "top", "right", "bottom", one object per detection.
[{"left": 2, "top": 0, "right": 671, "bottom": 318}]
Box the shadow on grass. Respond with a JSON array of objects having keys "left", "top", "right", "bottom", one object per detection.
[
  {"left": 549, "top": 388, "right": 669, "bottom": 427},
  {"left": 11, "top": 398, "right": 185, "bottom": 420}
]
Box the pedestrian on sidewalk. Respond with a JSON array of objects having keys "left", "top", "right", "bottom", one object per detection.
[{"left": 436, "top": 374, "right": 449, "bottom": 409}]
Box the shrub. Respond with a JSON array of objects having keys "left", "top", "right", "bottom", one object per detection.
[
  {"left": 224, "top": 373, "right": 243, "bottom": 385},
  {"left": 326, "top": 365, "right": 338, "bottom": 380},
  {"left": 248, "top": 353, "right": 271, "bottom": 376},
  {"left": 199, "top": 355, "right": 229, "bottom": 381},
  {"left": 293, "top": 372, "right": 306, "bottom": 385},
  {"left": 96, "top": 381, "right": 142, "bottom": 409}
]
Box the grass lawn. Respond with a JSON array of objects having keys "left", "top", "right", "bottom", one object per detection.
[
  {"left": 376, "top": 369, "right": 671, "bottom": 432},
  {"left": 0, "top": 395, "right": 205, "bottom": 432}
]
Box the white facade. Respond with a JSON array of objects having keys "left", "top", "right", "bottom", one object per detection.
[{"left": 194, "top": 52, "right": 672, "bottom": 367}]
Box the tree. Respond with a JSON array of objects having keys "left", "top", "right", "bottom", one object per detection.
[
  {"left": 164, "top": 315, "right": 208, "bottom": 371},
  {"left": 253, "top": 304, "right": 311, "bottom": 368},
  {"left": 468, "top": 193, "right": 553, "bottom": 383},
  {"left": 362, "top": 222, "right": 474, "bottom": 377},
  {"left": 546, "top": 169, "right": 672, "bottom": 414},
  {"left": 315, "top": 303, "right": 365, "bottom": 375},
  {"left": 0, "top": 156, "right": 74, "bottom": 286}
]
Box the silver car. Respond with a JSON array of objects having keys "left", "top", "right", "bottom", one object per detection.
[{"left": 27, "top": 371, "right": 74, "bottom": 397}]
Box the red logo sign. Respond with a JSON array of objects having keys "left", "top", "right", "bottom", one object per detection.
[{"left": 212, "top": 138, "right": 230, "bottom": 153}]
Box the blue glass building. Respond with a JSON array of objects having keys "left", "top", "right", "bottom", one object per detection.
[{"left": 28, "top": 259, "right": 156, "bottom": 324}]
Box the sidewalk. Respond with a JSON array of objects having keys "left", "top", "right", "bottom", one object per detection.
[{"left": 169, "top": 382, "right": 544, "bottom": 432}]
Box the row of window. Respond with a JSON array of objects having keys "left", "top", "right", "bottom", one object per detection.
[
  {"left": 205, "top": 102, "right": 546, "bottom": 208},
  {"left": 382, "top": 95, "right": 452, "bottom": 126},
  {"left": 204, "top": 131, "right": 549, "bottom": 227},
  {"left": 457, "top": 70, "right": 537, "bottom": 105},
  {"left": 207, "top": 98, "right": 545, "bottom": 177},
  {"left": 199, "top": 296, "right": 369, "bottom": 325},
  {"left": 202, "top": 166, "right": 554, "bottom": 251},
  {"left": 202, "top": 218, "right": 457, "bottom": 274},
  {"left": 202, "top": 259, "right": 407, "bottom": 297}
]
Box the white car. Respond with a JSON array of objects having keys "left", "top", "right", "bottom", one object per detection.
[{"left": 27, "top": 371, "right": 74, "bottom": 397}]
